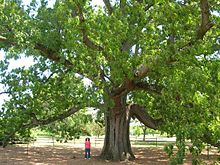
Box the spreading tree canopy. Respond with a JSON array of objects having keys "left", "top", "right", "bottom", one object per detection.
[{"left": 0, "top": 0, "right": 220, "bottom": 162}]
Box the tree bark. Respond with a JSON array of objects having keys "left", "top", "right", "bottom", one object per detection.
[
  {"left": 100, "top": 94, "right": 164, "bottom": 161},
  {"left": 100, "top": 96, "right": 135, "bottom": 161}
]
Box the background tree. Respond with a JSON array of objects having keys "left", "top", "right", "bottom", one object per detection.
[
  {"left": 88, "top": 122, "right": 105, "bottom": 137},
  {"left": 44, "top": 109, "right": 93, "bottom": 142},
  {"left": 141, "top": 125, "right": 147, "bottom": 141},
  {"left": 0, "top": 0, "right": 220, "bottom": 162}
]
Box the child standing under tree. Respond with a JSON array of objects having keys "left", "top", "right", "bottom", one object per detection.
[{"left": 84, "top": 138, "right": 91, "bottom": 159}]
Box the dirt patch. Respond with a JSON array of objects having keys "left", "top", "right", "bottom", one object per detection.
[{"left": 0, "top": 144, "right": 219, "bottom": 165}]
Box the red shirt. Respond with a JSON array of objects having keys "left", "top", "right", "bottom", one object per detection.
[{"left": 85, "top": 141, "right": 91, "bottom": 149}]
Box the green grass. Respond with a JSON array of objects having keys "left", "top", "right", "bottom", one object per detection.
[
  {"left": 132, "top": 140, "right": 175, "bottom": 146},
  {"left": 31, "top": 129, "right": 54, "bottom": 137}
]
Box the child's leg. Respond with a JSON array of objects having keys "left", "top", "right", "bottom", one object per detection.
[
  {"left": 88, "top": 149, "right": 90, "bottom": 159},
  {"left": 85, "top": 149, "right": 87, "bottom": 158}
]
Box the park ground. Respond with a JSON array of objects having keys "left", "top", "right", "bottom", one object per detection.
[{"left": 0, "top": 136, "right": 219, "bottom": 165}]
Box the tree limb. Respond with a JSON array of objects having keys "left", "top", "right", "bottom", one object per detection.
[
  {"left": 134, "top": 64, "right": 151, "bottom": 78},
  {"left": 120, "top": 0, "right": 126, "bottom": 14},
  {"left": 32, "top": 107, "right": 80, "bottom": 126},
  {"left": 0, "top": 36, "right": 73, "bottom": 68},
  {"left": 121, "top": 40, "right": 135, "bottom": 52},
  {"left": 129, "top": 104, "right": 162, "bottom": 129},
  {"left": 0, "top": 37, "right": 94, "bottom": 82},
  {"left": 134, "top": 44, "right": 139, "bottom": 56},
  {"left": 77, "top": 4, "right": 103, "bottom": 51},
  {"left": 197, "top": 0, "right": 214, "bottom": 40},
  {"left": 180, "top": 0, "right": 214, "bottom": 50},
  {"left": 103, "top": 0, "right": 113, "bottom": 15},
  {"left": 34, "top": 43, "right": 73, "bottom": 68},
  {"left": 111, "top": 75, "right": 161, "bottom": 97},
  {"left": 0, "top": 91, "right": 10, "bottom": 95},
  {"left": 43, "top": 70, "right": 59, "bottom": 83},
  {"left": 134, "top": 81, "right": 162, "bottom": 94}
]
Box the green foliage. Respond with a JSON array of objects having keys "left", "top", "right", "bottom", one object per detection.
[
  {"left": 164, "top": 144, "right": 178, "bottom": 165},
  {"left": 87, "top": 122, "right": 104, "bottom": 137},
  {"left": 0, "top": 0, "right": 219, "bottom": 161},
  {"left": 133, "top": 126, "right": 142, "bottom": 137},
  {"left": 164, "top": 144, "right": 174, "bottom": 158},
  {"left": 175, "top": 134, "right": 186, "bottom": 164},
  {"left": 189, "top": 139, "right": 205, "bottom": 165},
  {"left": 40, "top": 109, "right": 93, "bottom": 141}
]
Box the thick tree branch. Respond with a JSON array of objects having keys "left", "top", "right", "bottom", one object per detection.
[
  {"left": 0, "top": 37, "right": 94, "bottom": 82},
  {"left": 34, "top": 43, "right": 73, "bottom": 68},
  {"left": 103, "top": 0, "right": 113, "bottom": 15},
  {"left": 111, "top": 74, "right": 162, "bottom": 98},
  {"left": 180, "top": 0, "right": 214, "bottom": 50},
  {"left": 134, "top": 64, "right": 151, "bottom": 78},
  {"left": 197, "top": 0, "right": 214, "bottom": 40},
  {"left": 31, "top": 107, "right": 80, "bottom": 126},
  {"left": 0, "top": 37, "right": 72, "bottom": 68},
  {"left": 0, "top": 36, "right": 73, "bottom": 68},
  {"left": 77, "top": 4, "right": 103, "bottom": 51},
  {"left": 129, "top": 104, "right": 162, "bottom": 129}
]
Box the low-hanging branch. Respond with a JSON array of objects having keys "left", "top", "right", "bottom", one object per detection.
[
  {"left": 130, "top": 103, "right": 220, "bottom": 147},
  {"left": 30, "top": 107, "right": 80, "bottom": 126},
  {"left": 129, "top": 104, "right": 162, "bottom": 129},
  {"left": 2, "top": 106, "right": 81, "bottom": 147}
]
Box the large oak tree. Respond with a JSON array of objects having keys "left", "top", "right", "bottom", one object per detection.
[{"left": 0, "top": 0, "right": 220, "bottom": 162}]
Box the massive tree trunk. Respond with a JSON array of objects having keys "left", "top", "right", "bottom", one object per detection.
[
  {"left": 100, "top": 93, "right": 162, "bottom": 161},
  {"left": 100, "top": 95, "right": 135, "bottom": 161}
]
